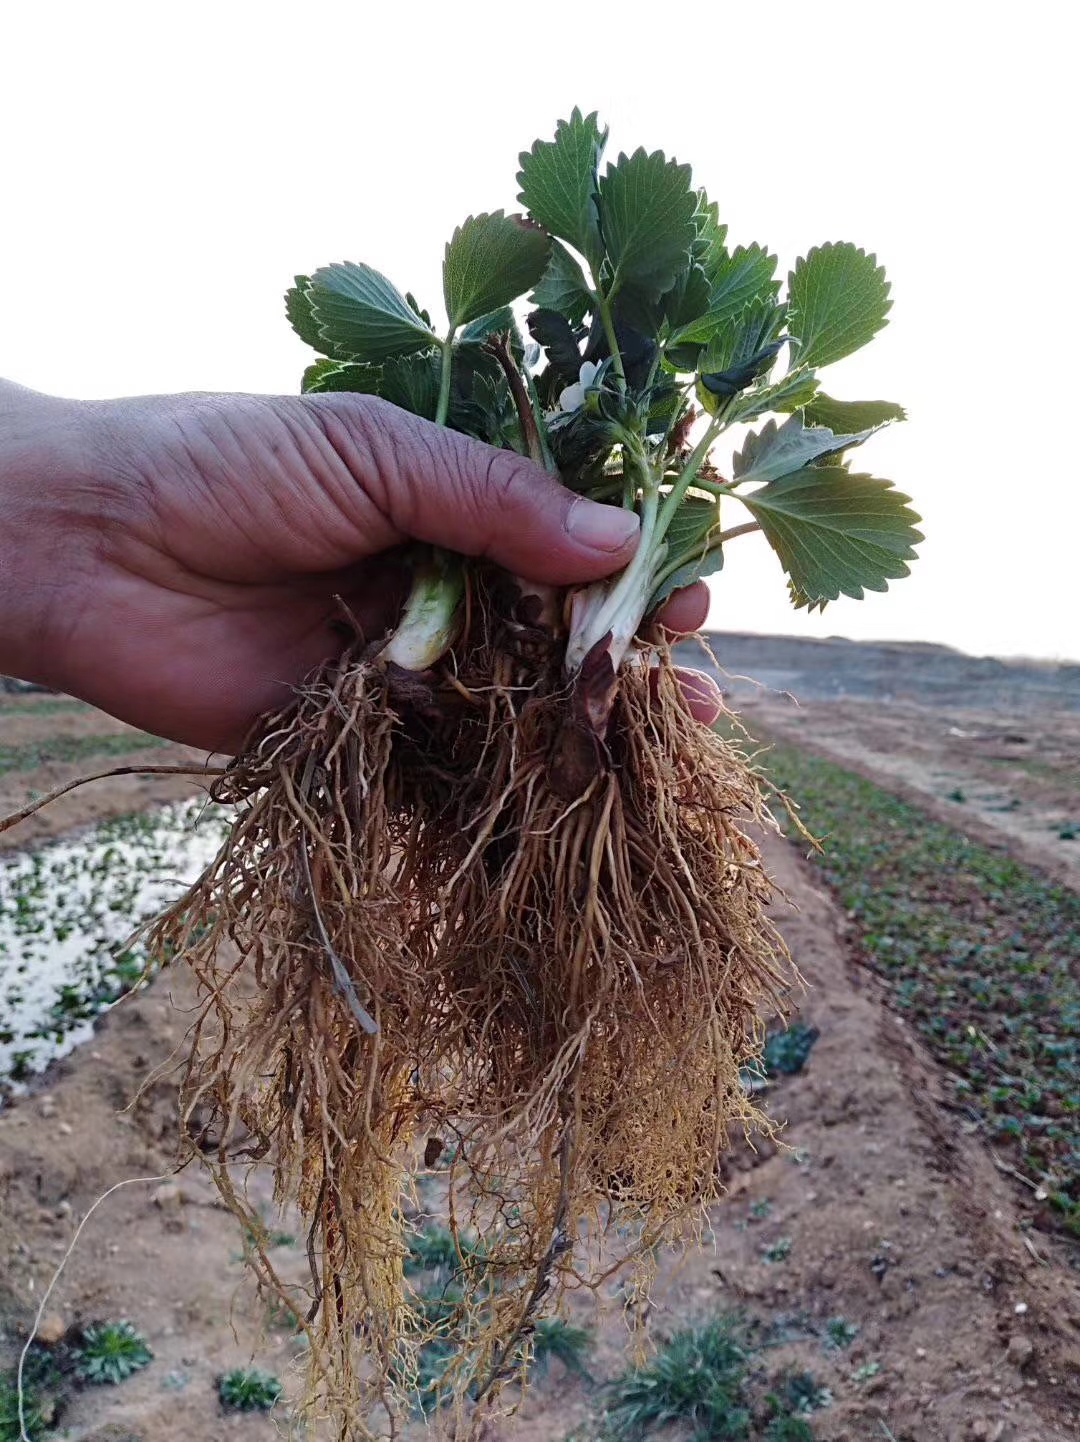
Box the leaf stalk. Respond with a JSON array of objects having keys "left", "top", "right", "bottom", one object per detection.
[{"left": 435, "top": 330, "right": 457, "bottom": 427}]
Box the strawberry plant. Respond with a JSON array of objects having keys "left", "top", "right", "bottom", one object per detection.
[
  {"left": 71, "top": 1320, "right": 152, "bottom": 1386},
  {"left": 152, "top": 110, "right": 917, "bottom": 1435}
]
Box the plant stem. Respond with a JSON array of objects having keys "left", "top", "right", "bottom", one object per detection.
[
  {"left": 656, "top": 379, "right": 697, "bottom": 458},
  {"left": 434, "top": 330, "right": 456, "bottom": 427},
  {"left": 677, "top": 472, "right": 734, "bottom": 500},
  {"left": 563, "top": 442, "right": 657, "bottom": 673},
  {"left": 716, "top": 521, "right": 760, "bottom": 543},
  {"left": 485, "top": 332, "right": 546, "bottom": 467},
  {"left": 648, "top": 523, "right": 760, "bottom": 596},
  {"left": 382, "top": 550, "right": 464, "bottom": 670},
  {"left": 595, "top": 291, "right": 627, "bottom": 391},
  {"left": 565, "top": 410, "right": 739, "bottom": 677},
  {"left": 654, "top": 416, "right": 725, "bottom": 540}
]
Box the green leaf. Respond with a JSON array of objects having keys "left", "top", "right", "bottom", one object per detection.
[
  {"left": 671, "top": 244, "right": 779, "bottom": 345},
  {"left": 733, "top": 413, "right": 876, "bottom": 486},
  {"left": 738, "top": 466, "right": 922, "bottom": 610},
  {"left": 405, "top": 292, "right": 433, "bottom": 329},
  {"left": 696, "top": 298, "right": 785, "bottom": 412},
  {"left": 803, "top": 394, "right": 907, "bottom": 430},
  {"left": 707, "top": 241, "right": 779, "bottom": 305},
  {"left": 308, "top": 263, "right": 434, "bottom": 363},
  {"left": 597, "top": 148, "right": 698, "bottom": 297},
  {"left": 285, "top": 277, "right": 324, "bottom": 351},
  {"left": 690, "top": 189, "right": 728, "bottom": 272},
  {"left": 662, "top": 263, "right": 710, "bottom": 333},
  {"left": 301, "top": 359, "right": 381, "bottom": 394},
  {"left": 379, "top": 349, "right": 442, "bottom": 420},
  {"left": 527, "top": 308, "right": 582, "bottom": 384},
  {"left": 729, "top": 369, "right": 819, "bottom": 422},
  {"left": 787, "top": 243, "right": 891, "bottom": 370},
  {"left": 664, "top": 341, "right": 705, "bottom": 373},
  {"left": 458, "top": 307, "right": 519, "bottom": 347},
  {"left": 531, "top": 240, "right": 593, "bottom": 325},
  {"left": 649, "top": 494, "right": 724, "bottom": 609},
  {"left": 517, "top": 108, "right": 607, "bottom": 268},
  {"left": 443, "top": 211, "right": 551, "bottom": 329}
]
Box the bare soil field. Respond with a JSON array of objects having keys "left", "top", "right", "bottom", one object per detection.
[{"left": 1, "top": 651, "right": 1077, "bottom": 1442}]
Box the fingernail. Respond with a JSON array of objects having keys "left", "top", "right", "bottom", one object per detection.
[{"left": 566, "top": 498, "right": 640, "bottom": 552}]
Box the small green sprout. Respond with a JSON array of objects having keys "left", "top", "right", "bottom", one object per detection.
[
  {"left": 218, "top": 1366, "right": 283, "bottom": 1412},
  {"left": 530, "top": 1317, "right": 594, "bottom": 1379},
  {"left": 776, "top": 1369, "right": 832, "bottom": 1414},
  {"left": 72, "top": 1320, "right": 152, "bottom": 1385},
  {"left": 761, "top": 1236, "right": 793, "bottom": 1263},
  {"left": 764, "top": 1419, "right": 815, "bottom": 1441},
  {"left": 762, "top": 1023, "right": 819, "bottom": 1077},
  {"left": 823, "top": 1316, "right": 859, "bottom": 1350},
  {"left": 404, "top": 1224, "right": 485, "bottom": 1276},
  {"left": 605, "top": 1317, "right": 750, "bottom": 1438},
  {"left": 0, "top": 1376, "right": 47, "bottom": 1442}
]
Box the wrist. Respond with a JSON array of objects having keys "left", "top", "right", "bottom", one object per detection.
[{"left": 0, "top": 382, "right": 103, "bottom": 690}]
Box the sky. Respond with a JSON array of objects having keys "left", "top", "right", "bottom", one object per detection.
[{"left": 2, "top": 2, "right": 1076, "bottom": 662}]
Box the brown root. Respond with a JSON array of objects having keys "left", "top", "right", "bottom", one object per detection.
[
  {"left": 432, "top": 648, "right": 791, "bottom": 1210},
  {"left": 150, "top": 651, "right": 435, "bottom": 1435},
  {"left": 150, "top": 614, "right": 795, "bottom": 1437}
]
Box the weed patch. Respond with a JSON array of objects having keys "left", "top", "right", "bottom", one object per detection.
[
  {"left": 761, "top": 1237, "right": 793, "bottom": 1264},
  {"left": 603, "top": 1315, "right": 821, "bottom": 1439},
  {"left": 72, "top": 1320, "right": 152, "bottom": 1385},
  {"left": 530, "top": 1318, "right": 594, "bottom": 1380},
  {"left": 218, "top": 1366, "right": 282, "bottom": 1412},
  {"left": 0, "top": 1375, "right": 47, "bottom": 1442},
  {"left": 822, "top": 1317, "right": 859, "bottom": 1351}
]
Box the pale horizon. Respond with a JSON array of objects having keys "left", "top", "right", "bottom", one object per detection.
[{"left": 3, "top": 2, "right": 1076, "bottom": 664}]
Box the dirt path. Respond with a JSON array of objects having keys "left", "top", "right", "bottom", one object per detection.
[{"left": 2, "top": 831, "right": 1076, "bottom": 1441}]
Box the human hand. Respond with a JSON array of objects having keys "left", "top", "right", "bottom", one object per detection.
[{"left": 0, "top": 383, "right": 719, "bottom": 753}]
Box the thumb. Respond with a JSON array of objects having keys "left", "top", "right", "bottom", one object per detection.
[{"left": 310, "top": 394, "right": 640, "bottom": 584}]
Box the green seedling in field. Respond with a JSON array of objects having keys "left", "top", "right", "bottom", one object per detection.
[
  {"left": 772, "top": 1370, "right": 832, "bottom": 1414},
  {"left": 761, "top": 1236, "right": 793, "bottom": 1264},
  {"left": 529, "top": 1317, "right": 595, "bottom": 1379},
  {"left": 822, "top": 1316, "right": 859, "bottom": 1350},
  {"left": 217, "top": 1366, "right": 283, "bottom": 1412},
  {"left": 605, "top": 1315, "right": 818, "bottom": 1440},
  {"left": 764, "top": 1419, "right": 815, "bottom": 1441},
  {"left": 0, "top": 1376, "right": 47, "bottom": 1442},
  {"left": 404, "top": 1224, "right": 486, "bottom": 1276},
  {"left": 764, "top": 741, "right": 1080, "bottom": 1233},
  {"left": 71, "top": 1320, "right": 152, "bottom": 1385},
  {"left": 266, "top": 1294, "right": 304, "bottom": 1333},
  {"left": 763, "top": 1023, "right": 819, "bottom": 1076},
  {"left": 605, "top": 1318, "right": 752, "bottom": 1438}
]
